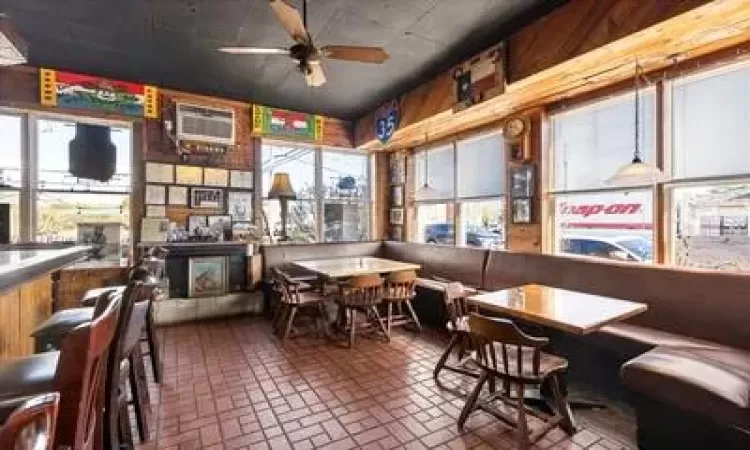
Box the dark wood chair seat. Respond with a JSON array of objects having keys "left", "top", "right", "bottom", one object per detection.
[{"left": 0, "top": 353, "right": 59, "bottom": 403}]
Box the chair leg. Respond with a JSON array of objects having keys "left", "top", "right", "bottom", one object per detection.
[
  {"left": 129, "top": 352, "right": 151, "bottom": 443},
  {"left": 273, "top": 303, "right": 288, "bottom": 334},
  {"left": 349, "top": 308, "right": 357, "bottom": 348},
  {"left": 458, "top": 369, "right": 489, "bottom": 430},
  {"left": 118, "top": 369, "right": 134, "bottom": 448},
  {"left": 550, "top": 374, "right": 577, "bottom": 435},
  {"left": 146, "top": 301, "right": 162, "bottom": 383},
  {"left": 433, "top": 333, "right": 459, "bottom": 380},
  {"left": 370, "top": 306, "right": 389, "bottom": 341},
  {"left": 386, "top": 302, "right": 393, "bottom": 338},
  {"left": 516, "top": 382, "right": 530, "bottom": 450},
  {"left": 404, "top": 299, "right": 422, "bottom": 332},
  {"left": 283, "top": 305, "right": 298, "bottom": 341}
]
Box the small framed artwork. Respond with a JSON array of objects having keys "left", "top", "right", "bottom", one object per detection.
[
  {"left": 232, "top": 222, "right": 257, "bottom": 240},
  {"left": 208, "top": 215, "right": 232, "bottom": 241},
  {"left": 190, "top": 187, "right": 223, "bottom": 209},
  {"left": 187, "top": 215, "right": 208, "bottom": 232},
  {"left": 175, "top": 165, "right": 203, "bottom": 185},
  {"left": 145, "top": 184, "right": 166, "bottom": 205},
  {"left": 512, "top": 198, "right": 533, "bottom": 224},
  {"left": 227, "top": 191, "right": 254, "bottom": 222},
  {"left": 389, "top": 152, "right": 406, "bottom": 184},
  {"left": 510, "top": 165, "right": 535, "bottom": 198},
  {"left": 390, "top": 208, "right": 404, "bottom": 225},
  {"left": 391, "top": 185, "right": 404, "bottom": 207},
  {"left": 146, "top": 205, "right": 166, "bottom": 217},
  {"left": 230, "top": 170, "right": 254, "bottom": 189},
  {"left": 141, "top": 218, "right": 169, "bottom": 243},
  {"left": 145, "top": 162, "right": 174, "bottom": 183},
  {"left": 390, "top": 225, "right": 403, "bottom": 242},
  {"left": 203, "top": 168, "right": 229, "bottom": 187},
  {"left": 168, "top": 186, "right": 188, "bottom": 206},
  {"left": 188, "top": 256, "right": 227, "bottom": 297}
]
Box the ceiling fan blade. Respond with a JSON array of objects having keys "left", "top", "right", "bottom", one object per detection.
[
  {"left": 320, "top": 45, "right": 389, "bottom": 64},
  {"left": 304, "top": 61, "right": 326, "bottom": 87},
  {"left": 270, "top": 0, "right": 310, "bottom": 44},
  {"left": 218, "top": 47, "right": 290, "bottom": 55}
]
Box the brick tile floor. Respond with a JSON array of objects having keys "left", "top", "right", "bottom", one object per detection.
[{"left": 134, "top": 317, "right": 636, "bottom": 450}]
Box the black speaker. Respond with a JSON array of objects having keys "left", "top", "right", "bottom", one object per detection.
[{"left": 69, "top": 123, "right": 117, "bottom": 182}]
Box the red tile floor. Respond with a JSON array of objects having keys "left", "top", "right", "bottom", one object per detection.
[{"left": 135, "top": 317, "right": 636, "bottom": 450}]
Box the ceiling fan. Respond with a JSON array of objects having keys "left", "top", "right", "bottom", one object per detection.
[{"left": 219, "top": 0, "right": 389, "bottom": 88}]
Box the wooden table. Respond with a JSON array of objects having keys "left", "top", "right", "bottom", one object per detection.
[
  {"left": 468, "top": 284, "right": 648, "bottom": 335},
  {"left": 293, "top": 256, "right": 420, "bottom": 279}
]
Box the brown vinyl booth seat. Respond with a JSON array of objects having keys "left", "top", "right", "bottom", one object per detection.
[{"left": 482, "top": 250, "right": 750, "bottom": 448}]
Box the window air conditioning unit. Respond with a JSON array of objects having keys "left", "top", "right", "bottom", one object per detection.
[{"left": 176, "top": 103, "right": 235, "bottom": 145}]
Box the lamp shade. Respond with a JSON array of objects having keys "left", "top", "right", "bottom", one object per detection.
[
  {"left": 268, "top": 172, "right": 297, "bottom": 199},
  {"left": 605, "top": 157, "right": 669, "bottom": 187}
]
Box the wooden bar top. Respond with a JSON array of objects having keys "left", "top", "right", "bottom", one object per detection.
[
  {"left": 0, "top": 246, "right": 91, "bottom": 295},
  {"left": 468, "top": 284, "right": 648, "bottom": 335},
  {"left": 293, "top": 257, "right": 420, "bottom": 279}
]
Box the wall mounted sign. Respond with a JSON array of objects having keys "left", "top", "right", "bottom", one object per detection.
[
  {"left": 452, "top": 43, "right": 505, "bottom": 113},
  {"left": 40, "top": 68, "right": 159, "bottom": 118},
  {"left": 375, "top": 100, "right": 399, "bottom": 144},
  {"left": 252, "top": 105, "right": 323, "bottom": 142}
]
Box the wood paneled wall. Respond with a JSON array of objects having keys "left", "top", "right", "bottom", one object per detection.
[
  {"left": 0, "top": 273, "right": 53, "bottom": 359},
  {"left": 57, "top": 266, "right": 128, "bottom": 310}
]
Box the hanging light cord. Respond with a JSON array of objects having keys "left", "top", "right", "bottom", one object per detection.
[{"left": 633, "top": 60, "right": 643, "bottom": 164}]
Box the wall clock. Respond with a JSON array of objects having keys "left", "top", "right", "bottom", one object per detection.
[{"left": 503, "top": 115, "right": 531, "bottom": 162}]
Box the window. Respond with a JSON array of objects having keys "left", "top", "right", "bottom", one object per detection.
[
  {"left": 0, "top": 114, "right": 23, "bottom": 242},
  {"left": 261, "top": 141, "right": 371, "bottom": 243},
  {"left": 549, "top": 91, "right": 656, "bottom": 262},
  {"left": 412, "top": 132, "right": 506, "bottom": 248}
]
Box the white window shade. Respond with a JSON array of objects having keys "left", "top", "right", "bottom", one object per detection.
[
  {"left": 552, "top": 91, "right": 656, "bottom": 192},
  {"left": 456, "top": 132, "right": 505, "bottom": 198},
  {"left": 415, "top": 144, "right": 455, "bottom": 201},
  {"left": 673, "top": 65, "right": 750, "bottom": 180}
]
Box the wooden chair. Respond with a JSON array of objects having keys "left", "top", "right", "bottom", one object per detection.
[
  {"left": 0, "top": 393, "right": 60, "bottom": 450},
  {"left": 381, "top": 270, "right": 422, "bottom": 338},
  {"left": 433, "top": 282, "right": 479, "bottom": 380},
  {"left": 457, "top": 314, "right": 575, "bottom": 449},
  {"left": 271, "top": 268, "right": 327, "bottom": 340},
  {"left": 338, "top": 274, "right": 388, "bottom": 348}
]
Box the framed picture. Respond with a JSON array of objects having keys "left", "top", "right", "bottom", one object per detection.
[
  {"left": 510, "top": 165, "right": 535, "bottom": 198},
  {"left": 168, "top": 186, "right": 188, "bottom": 206},
  {"left": 389, "top": 152, "right": 406, "bottom": 185},
  {"left": 390, "top": 208, "right": 404, "bottom": 225},
  {"left": 145, "top": 184, "right": 166, "bottom": 205},
  {"left": 188, "top": 256, "right": 227, "bottom": 297},
  {"left": 203, "top": 168, "right": 229, "bottom": 187},
  {"left": 232, "top": 222, "right": 258, "bottom": 241},
  {"left": 145, "top": 162, "right": 174, "bottom": 183},
  {"left": 391, "top": 185, "right": 404, "bottom": 207},
  {"left": 230, "top": 170, "right": 254, "bottom": 189},
  {"left": 390, "top": 225, "right": 403, "bottom": 242},
  {"left": 175, "top": 165, "right": 203, "bottom": 185},
  {"left": 227, "top": 191, "right": 253, "bottom": 222},
  {"left": 208, "top": 215, "right": 232, "bottom": 239},
  {"left": 141, "top": 218, "right": 169, "bottom": 243},
  {"left": 512, "top": 198, "right": 533, "bottom": 224},
  {"left": 190, "top": 187, "right": 223, "bottom": 209},
  {"left": 187, "top": 215, "right": 207, "bottom": 232},
  {"left": 145, "top": 205, "right": 166, "bottom": 217}
]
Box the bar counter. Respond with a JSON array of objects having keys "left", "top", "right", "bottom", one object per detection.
[{"left": 0, "top": 245, "right": 91, "bottom": 359}]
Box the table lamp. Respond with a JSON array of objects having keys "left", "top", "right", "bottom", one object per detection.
[{"left": 268, "top": 172, "right": 296, "bottom": 242}]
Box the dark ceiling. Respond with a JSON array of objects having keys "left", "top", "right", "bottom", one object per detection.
[{"left": 0, "top": 0, "right": 565, "bottom": 119}]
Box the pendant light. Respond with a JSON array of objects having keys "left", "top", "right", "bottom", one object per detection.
[
  {"left": 605, "top": 60, "right": 668, "bottom": 186},
  {"left": 416, "top": 132, "right": 438, "bottom": 198}
]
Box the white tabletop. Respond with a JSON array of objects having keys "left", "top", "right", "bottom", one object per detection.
[{"left": 293, "top": 256, "right": 420, "bottom": 279}]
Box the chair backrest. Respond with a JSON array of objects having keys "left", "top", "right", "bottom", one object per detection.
[
  {"left": 271, "top": 268, "right": 300, "bottom": 304},
  {"left": 384, "top": 270, "right": 417, "bottom": 300},
  {"left": 443, "top": 282, "right": 473, "bottom": 329},
  {"left": 341, "top": 274, "right": 383, "bottom": 307},
  {"left": 0, "top": 393, "right": 60, "bottom": 450},
  {"left": 54, "top": 289, "right": 122, "bottom": 450},
  {"left": 468, "top": 314, "right": 549, "bottom": 383}
]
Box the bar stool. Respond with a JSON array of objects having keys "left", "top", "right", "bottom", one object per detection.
[
  {"left": 0, "top": 393, "right": 60, "bottom": 450},
  {"left": 457, "top": 314, "right": 575, "bottom": 449},
  {"left": 337, "top": 274, "right": 388, "bottom": 348},
  {"left": 381, "top": 270, "right": 422, "bottom": 338},
  {"left": 0, "top": 291, "right": 121, "bottom": 450},
  {"left": 434, "top": 282, "right": 480, "bottom": 380}
]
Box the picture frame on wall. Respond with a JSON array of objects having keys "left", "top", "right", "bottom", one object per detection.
[
  {"left": 187, "top": 215, "right": 208, "bottom": 233},
  {"left": 510, "top": 165, "right": 535, "bottom": 198},
  {"left": 145, "top": 162, "right": 174, "bottom": 183},
  {"left": 168, "top": 186, "right": 188, "bottom": 206},
  {"left": 175, "top": 165, "right": 203, "bottom": 185},
  {"left": 512, "top": 198, "right": 533, "bottom": 224},
  {"left": 190, "top": 187, "right": 223, "bottom": 209},
  {"left": 390, "top": 208, "right": 404, "bottom": 225},
  {"left": 389, "top": 152, "right": 406, "bottom": 185},
  {"left": 145, "top": 184, "right": 166, "bottom": 205},
  {"left": 208, "top": 215, "right": 233, "bottom": 241},
  {"left": 188, "top": 256, "right": 227, "bottom": 297},
  {"left": 390, "top": 225, "right": 403, "bottom": 242},
  {"left": 145, "top": 205, "right": 166, "bottom": 217},
  {"left": 203, "top": 168, "right": 229, "bottom": 187},
  {"left": 141, "top": 217, "right": 169, "bottom": 243},
  {"left": 391, "top": 185, "right": 404, "bottom": 207},
  {"left": 227, "top": 191, "right": 254, "bottom": 222},
  {"left": 230, "top": 170, "right": 254, "bottom": 189}
]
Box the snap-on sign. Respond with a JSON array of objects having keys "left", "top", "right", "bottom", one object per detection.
[{"left": 559, "top": 203, "right": 642, "bottom": 218}]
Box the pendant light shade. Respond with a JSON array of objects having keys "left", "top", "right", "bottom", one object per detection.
[
  {"left": 416, "top": 136, "right": 438, "bottom": 198},
  {"left": 606, "top": 60, "right": 668, "bottom": 187}
]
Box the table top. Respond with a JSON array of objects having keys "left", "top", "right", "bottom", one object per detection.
[
  {"left": 293, "top": 256, "right": 420, "bottom": 279},
  {"left": 468, "top": 284, "right": 648, "bottom": 335},
  {"left": 0, "top": 246, "right": 91, "bottom": 294}
]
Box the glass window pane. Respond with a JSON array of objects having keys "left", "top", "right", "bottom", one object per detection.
[
  {"left": 37, "top": 119, "right": 131, "bottom": 192},
  {"left": 324, "top": 201, "right": 369, "bottom": 242},
  {"left": 415, "top": 144, "right": 455, "bottom": 201},
  {"left": 456, "top": 133, "right": 505, "bottom": 198},
  {"left": 322, "top": 150, "right": 369, "bottom": 200},
  {"left": 554, "top": 190, "right": 654, "bottom": 262},
  {"left": 671, "top": 182, "right": 750, "bottom": 271},
  {"left": 552, "top": 91, "right": 656, "bottom": 191},
  {"left": 0, "top": 115, "right": 22, "bottom": 188},
  {"left": 673, "top": 66, "right": 750, "bottom": 179},
  {"left": 0, "top": 190, "right": 20, "bottom": 243},
  {"left": 458, "top": 199, "right": 505, "bottom": 249},
  {"left": 262, "top": 142, "right": 316, "bottom": 199},
  {"left": 263, "top": 199, "right": 316, "bottom": 243},
  {"left": 415, "top": 203, "right": 455, "bottom": 244}
]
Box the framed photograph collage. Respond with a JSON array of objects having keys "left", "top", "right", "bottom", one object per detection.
[
  {"left": 143, "top": 161, "right": 256, "bottom": 239},
  {"left": 509, "top": 164, "right": 535, "bottom": 224},
  {"left": 388, "top": 152, "right": 407, "bottom": 241}
]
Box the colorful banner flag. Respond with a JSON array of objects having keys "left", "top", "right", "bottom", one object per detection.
[{"left": 252, "top": 104, "right": 322, "bottom": 142}]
